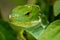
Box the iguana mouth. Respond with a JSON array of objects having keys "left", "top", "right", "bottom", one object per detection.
[{"left": 11, "top": 19, "right": 41, "bottom": 28}]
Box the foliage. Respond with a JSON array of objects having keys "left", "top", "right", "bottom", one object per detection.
[
  {"left": 0, "top": 19, "right": 17, "bottom": 40},
  {"left": 54, "top": 0, "right": 60, "bottom": 16},
  {"left": 38, "top": 20, "right": 60, "bottom": 40},
  {"left": 0, "top": 0, "right": 60, "bottom": 40}
]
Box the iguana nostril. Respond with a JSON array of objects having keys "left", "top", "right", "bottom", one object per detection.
[{"left": 25, "top": 12, "right": 30, "bottom": 16}]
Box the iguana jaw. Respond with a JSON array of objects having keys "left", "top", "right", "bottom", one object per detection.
[{"left": 10, "top": 19, "right": 41, "bottom": 28}]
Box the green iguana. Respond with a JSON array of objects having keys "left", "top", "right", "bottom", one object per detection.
[
  {"left": 9, "top": 5, "right": 41, "bottom": 28},
  {"left": 9, "top": 5, "right": 48, "bottom": 40}
]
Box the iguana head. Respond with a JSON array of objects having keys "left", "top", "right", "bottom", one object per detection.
[{"left": 9, "top": 5, "right": 41, "bottom": 28}]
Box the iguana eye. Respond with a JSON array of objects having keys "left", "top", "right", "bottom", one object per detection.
[{"left": 25, "top": 12, "right": 30, "bottom": 16}]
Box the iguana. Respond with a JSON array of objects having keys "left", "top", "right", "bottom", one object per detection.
[{"left": 9, "top": 5, "right": 48, "bottom": 40}]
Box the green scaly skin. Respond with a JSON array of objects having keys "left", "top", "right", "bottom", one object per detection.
[{"left": 9, "top": 5, "right": 41, "bottom": 40}]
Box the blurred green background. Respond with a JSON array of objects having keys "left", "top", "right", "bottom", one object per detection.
[{"left": 0, "top": 0, "right": 27, "bottom": 21}]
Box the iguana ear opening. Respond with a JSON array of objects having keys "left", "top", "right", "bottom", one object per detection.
[{"left": 25, "top": 12, "right": 30, "bottom": 16}]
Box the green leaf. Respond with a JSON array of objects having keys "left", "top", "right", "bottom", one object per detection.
[
  {"left": 54, "top": 0, "right": 60, "bottom": 16},
  {"left": 0, "top": 19, "right": 17, "bottom": 40},
  {"left": 38, "top": 20, "right": 60, "bottom": 40}
]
